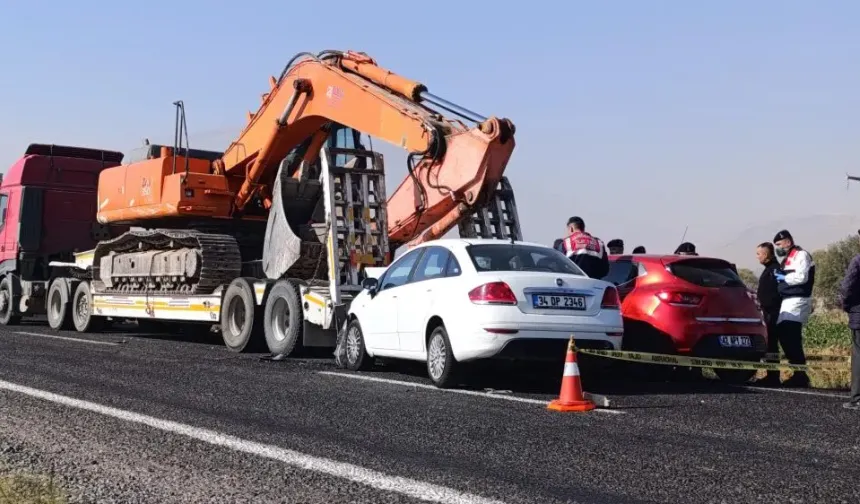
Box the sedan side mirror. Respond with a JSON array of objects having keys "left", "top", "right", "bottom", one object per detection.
[{"left": 362, "top": 277, "right": 378, "bottom": 293}]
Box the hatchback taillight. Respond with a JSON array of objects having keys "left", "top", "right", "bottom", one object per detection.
[
  {"left": 468, "top": 282, "right": 518, "bottom": 305},
  {"left": 601, "top": 286, "right": 620, "bottom": 309},
  {"left": 656, "top": 291, "right": 703, "bottom": 306}
]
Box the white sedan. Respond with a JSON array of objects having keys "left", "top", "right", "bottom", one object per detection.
[{"left": 343, "top": 238, "right": 624, "bottom": 387}]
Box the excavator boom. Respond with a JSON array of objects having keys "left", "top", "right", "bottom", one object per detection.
[{"left": 96, "top": 50, "right": 515, "bottom": 249}]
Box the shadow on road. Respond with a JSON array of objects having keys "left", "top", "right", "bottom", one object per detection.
[{"left": 363, "top": 358, "right": 757, "bottom": 398}]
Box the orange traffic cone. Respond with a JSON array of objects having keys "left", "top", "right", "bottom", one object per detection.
[{"left": 548, "top": 335, "right": 595, "bottom": 412}]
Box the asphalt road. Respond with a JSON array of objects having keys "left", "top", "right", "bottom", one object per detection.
[{"left": 0, "top": 321, "right": 858, "bottom": 504}]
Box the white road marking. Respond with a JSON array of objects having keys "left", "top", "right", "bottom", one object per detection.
[
  {"left": 317, "top": 371, "right": 625, "bottom": 414},
  {"left": 738, "top": 385, "right": 850, "bottom": 399},
  {"left": 0, "top": 379, "right": 508, "bottom": 504},
  {"left": 12, "top": 331, "right": 118, "bottom": 346}
]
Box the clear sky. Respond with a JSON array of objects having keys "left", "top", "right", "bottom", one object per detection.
[{"left": 1, "top": 1, "right": 858, "bottom": 256}]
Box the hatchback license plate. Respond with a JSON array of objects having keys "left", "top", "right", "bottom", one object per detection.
[
  {"left": 533, "top": 294, "right": 586, "bottom": 310},
  {"left": 719, "top": 335, "right": 752, "bottom": 348}
]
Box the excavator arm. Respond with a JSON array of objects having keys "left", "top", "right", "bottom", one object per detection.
[
  {"left": 219, "top": 50, "right": 515, "bottom": 248},
  {"left": 96, "top": 50, "right": 515, "bottom": 250}
]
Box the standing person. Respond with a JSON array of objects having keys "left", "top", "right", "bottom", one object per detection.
[
  {"left": 755, "top": 242, "right": 783, "bottom": 386},
  {"left": 772, "top": 229, "right": 815, "bottom": 387},
  {"left": 561, "top": 216, "right": 610, "bottom": 278},
  {"left": 632, "top": 246, "right": 646, "bottom": 254},
  {"left": 552, "top": 238, "right": 565, "bottom": 253},
  {"left": 607, "top": 239, "right": 624, "bottom": 255},
  {"left": 838, "top": 231, "right": 860, "bottom": 410},
  {"left": 674, "top": 242, "right": 698, "bottom": 255}
]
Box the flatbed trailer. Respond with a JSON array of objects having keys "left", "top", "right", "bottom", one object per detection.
[{"left": 49, "top": 144, "right": 390, "bottom": 355}]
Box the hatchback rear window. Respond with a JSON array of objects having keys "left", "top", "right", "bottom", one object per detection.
[
  {"left": 667, "top": 258, "right": 746, "bottom": 288},
  {"left": 466, "top": 244, "right": 584, "bottom": 275}
]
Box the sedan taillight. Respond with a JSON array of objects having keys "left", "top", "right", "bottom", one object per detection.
[
  {"left": 601, "top": 286, "right": 620, "bottom": 309},
  {"left": 468, "top": 282, "right": 518, "bottom": 305}
]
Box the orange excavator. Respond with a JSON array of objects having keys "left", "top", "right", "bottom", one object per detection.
[{"left": 90, "top": 50, "right": 515, "bottom": 299}]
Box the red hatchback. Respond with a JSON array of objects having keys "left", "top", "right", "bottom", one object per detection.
[{"left": 603, "top": 254, "right": 767, "bottom": 383}]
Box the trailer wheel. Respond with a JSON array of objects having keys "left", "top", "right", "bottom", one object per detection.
[
  {"left": 221, "top": 278, "right": 263, "bottom": 352},
  {"left": 263, "top": 279, "right": 303, "bottom": 357},
  {"left": 0, "top": 276, "right": 21, "bottom": 326},
  {"left": 72, "top": 281, "right": 103, "bottom": 333},
  {"left": 47, "top": 279, "right": 73, "bottom": 330}
]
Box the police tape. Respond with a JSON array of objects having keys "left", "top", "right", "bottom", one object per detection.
[
  {"left": 577, "top": 349, "right": 843, "bottom": 372},
  {"left": 782, "top": 353, "right": 849, "bottom": 362}
]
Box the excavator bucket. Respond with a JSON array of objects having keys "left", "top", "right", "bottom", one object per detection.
[
  {"left": 262, "top": 159, "right": 305, "bottom": 280},
  {"left": 261, "top": 151, "right": 328, "bottom": 281}
]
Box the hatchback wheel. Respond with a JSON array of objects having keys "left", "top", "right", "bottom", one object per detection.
[{"left": 426, "top": 325, "right": 457, "bottom": 388}]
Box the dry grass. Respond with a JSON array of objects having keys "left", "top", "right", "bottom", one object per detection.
[
  {"left": 0, "top": 471, "right": 67, "bottom": 504},
  {"left": 748, "top": 311, "right": 854, "bottom": 389},
  {"left": 751, "top": 345, "right": 852, "bottom": 390}
]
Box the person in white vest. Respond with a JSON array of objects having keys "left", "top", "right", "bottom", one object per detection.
[{"left": 772, "top": 229, "right": 815, "bottom": 388}]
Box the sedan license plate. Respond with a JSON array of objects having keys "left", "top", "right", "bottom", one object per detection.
[
  {"left": 532, "top": 294, "right": 586, "bottom": 310},
  {"left": 718, "top": 335, "right": 752, "bottom": 348}
]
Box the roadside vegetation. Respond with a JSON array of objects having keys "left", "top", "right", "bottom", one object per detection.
[
  {"left": 793, "top": 310, "right": 853, "bottom": 390},
  {"left": 0, "top": 469, "right": 67, "bottom": 504}
]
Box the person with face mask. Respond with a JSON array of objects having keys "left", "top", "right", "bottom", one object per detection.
[{"left": 772, "top": 229, "right": 815, "bottom": 387}]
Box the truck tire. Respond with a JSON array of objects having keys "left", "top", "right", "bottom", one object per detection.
[
  {"left": 221, "top": 278, "right": 263, "bottom": 352},
  {"left": 0, "top": 276, "right": 21, "bottom": 326},
  {"left": 72, "top": 281, "right": 103, "bottom": 333},
  {"left": 47, "top": 279, "right": 73, "bottom": 330},
  {"left": 263, "top": 279, "right": 303, "bottom": 357}
]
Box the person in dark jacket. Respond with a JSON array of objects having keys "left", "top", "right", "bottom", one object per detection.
[
  {"left": 560, "top": 216, "right": 610, "bottom": 278},
  {"left": 755, "top": 242, "right": 784, "bottom": 386},
  {"left": 553, "top": 238, "right": 565, "bottom": 253},
  {"left": 838, "top": 231, "right": 860, "bottom": 410},
  {"left": 607, "top": 239, "right": 624, "bottom": 255},
  {"left": 674, "top": 242, "right": 698, "bottom": 255}
]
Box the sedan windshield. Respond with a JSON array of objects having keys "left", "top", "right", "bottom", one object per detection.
[{"left": 466, "top": 244, "right": 585, "bottom": 275}]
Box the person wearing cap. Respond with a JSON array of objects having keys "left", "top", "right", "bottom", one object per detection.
[
  {"left": 674, "top": 242, "right": 698, "bottom": 256},
  {"left": 772, "top": 229, "right": 815, "bottom": 387},
  {"left": 560, "top": 216, "right": 610, "bottom": 278},
  {"left": 755, "top": 242, "right": 784, "bottom": 386},
  {"left": 607, "top": 239, "right": 624, "bottom": 255},
  {"left": 837, "top": 230, "right": 860, "bottom": 410}
]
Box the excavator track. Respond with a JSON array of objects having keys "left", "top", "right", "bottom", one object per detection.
[{"left": 91, "top": 229, "right": 242, "bottom": 296}]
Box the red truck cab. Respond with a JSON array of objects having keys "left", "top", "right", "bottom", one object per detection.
[{"left": 0, "top": 143, "right": 125, "bottom": 325}]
